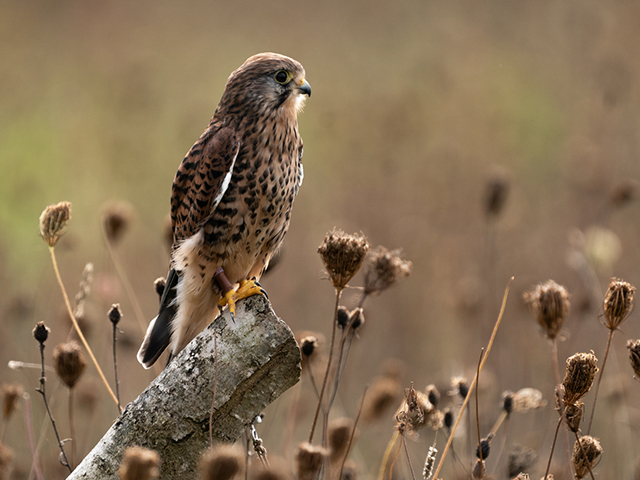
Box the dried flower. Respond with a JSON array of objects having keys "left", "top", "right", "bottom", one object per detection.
[
  {"left": 2, "top": 384, "right": 23, "bottom": 420},
  {"left": 102, "top": 200, "right": 134, "bottom": 245},
  {"left": 362, "top": 376, "right": 402, "bottom": 423},
  {"left": 511, "top": 388, "right": 546, "bottom": 413},
  {"left": 348, "top": 308, "right": 364, "bottom": 330},
  {"left": 39, "top": 201, "right": 72, "bottom": 247},
  {"left": 52, "top": 342, "right": 87, "bottom": 389},
  {"left": 507, "top": 444, "right": 538, "bottom": 478},
  {"left": 363, "top": 246, "right": 412, "bottom": 295},
  {"left": 395, "top": 385, "right": 440, "bottom": 433},
  {"left": 118, "top": 446, "right": 160, "bottom": 480},
  {"left": 571, "top": 435, "right": 602, "bottom": 479},
  {"left": 423, "top": 446, "right": 437, "bottom": 480},
  {"left": 472, "top": 459, "right": 485, "bottom": 479},
  {"left": 484, "top": 168, "right": 510, "bottom": 218},
  {"left": 562, "top": 353, "right": 598, "bottom": 405},
  {"left": 32, "top": 322, "right": 50, "bottom": 345},
  {"left": 451, "top": 376, "right": 469, "bottom": 399},
  {"left": 514, "top": 474, "right": 530, "bottom": 480},
  {"left": 317, "top": 229, "right": 369, "bottom": 290},
  {"left": 502, "top": 391, "right": 514, "bottom": 414},
  {"left": 475, "top": 437, "right": 491, "bottom": 460},
  {"left": 564, "top": 401, "right": 584, "bottom": 433},
  {"left": 295, "top": 442, "right": 328, "bottom": 480},
  {"left": 524, "top": 280, "right": 570, "bottom": 341},
  {"left": 108, "top": 304, "right": 123, "bottom": 325},
  {"left": 328, "top": 417, "right": 355, "bottom": 462},
  {"left": 199, "top": 445, "right": 243, "bottom": 480},
  {"left": 602, "top": 278, "right": 635, "bottom": 330},
  {"left": 627, "top": 339, "right": 640, "bottom": 379},
  {"left": 300, "top": 336, "right": 318, "bottom": 358},
  {"left": 443, "top": 408, "right": 454, "bottom": 430},
  {"left": 425, "top": 384, "right": 440, "bottom": 408},
  {"left": 336, "top": 306, "right": 350, "bottom": 328}
]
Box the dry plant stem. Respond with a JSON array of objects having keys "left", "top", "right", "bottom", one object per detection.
[
  {"left": 29, "top": 384, "right": 61, "bottom": 480},
  {"left": 112, "top": 324, "right": 121, "bottom": 410},
  {"left": 36, "top": 342, "right": 72, "bottom": 473},
  {"left": 304, "top": 357, "right": 322, "bottom": 402},
  {"left": 22, "top": 393, "right": 44, "bottom": 480},
  {"left": 550, "top": 339, "right": 573, "bottom": 474},
  {"left": 587, "top": 328, "right": 614, "bottom": 434},
  {"left": 339, "top": 385, "right": 367, "bottom": 480},
  {"left": 328, "top": 327, "right": 356, "bottom": 411},
  {"left": 48, "top": 246, "right": 122, "bottom": 411},
  {"left": 102, "top": 226, "right": 148, "bottom": 335},
  {"left": 308, "top": 287, "right": 342, "bottom": 444},
  {"left": 388, "top": 434, "right": 403, "bottom": 480},
  {"left": 476, "top": 349, "right": 485, "bottom": 463},
  {"left": 402, "top": 435, "right": 417, "bottom": 480},
  {"left": 378, "top": 430, "right": 400, "bottom": 480},
  {"left": 432, "top": 276, "right": 513, "bottom": 480},
  {"left": 209, "top": 330, "right": 219, "bottom": 448},
  {"left": 544, "top": 416, "right": 563, "bottom": 480},
  {"left": 68, "top": 388, "right": 76, "bottom": 469}
]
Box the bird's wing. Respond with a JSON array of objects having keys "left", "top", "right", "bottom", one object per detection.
[{"left": 171, "top": 126, "right": 240, "bottom": 242}]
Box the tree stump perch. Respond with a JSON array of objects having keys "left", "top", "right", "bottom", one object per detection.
[{"left": 67, "top": 294, "right": 301, "bottom": 479}]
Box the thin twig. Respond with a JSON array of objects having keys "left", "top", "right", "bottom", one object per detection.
[
  {"left": 22, "top": 393, "right": 44, "bottom": 480},
  {"left": 339, "top": 385, "right": 368, "bottom": 480},
  {"left": 68, "top": 388, "right": 76, "bottom": 469},
  {"left": 544, "top": 416, "right": 563, "bottom": 480},
  {"left": 402, "top": 435, "right": 417, "bottom": 480},
  {"left": 587, "top": 328, "right": 614, "bottom": 434},
  {"left": 476, "top": 348, "right": 485, "bottom": 463},
  {"left": 112, "top": 323, "right": 121, "bottom": 410},
  {"left": 432, "top": 277, "right": 513, "bottom": 480},
  {"left": 378, "top": 430, "right": 400, "bottom": 480},
  {"left": 48, "top": 246, "right": 121, "bottom": 411}
]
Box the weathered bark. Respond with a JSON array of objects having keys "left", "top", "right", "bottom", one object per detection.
[{"left": 68, "top": 295, "right": 301, "bottom": 479}]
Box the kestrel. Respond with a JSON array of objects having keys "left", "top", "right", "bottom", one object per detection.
[{"left": 137, "top": 53, "right": 310, "bottom": 369}]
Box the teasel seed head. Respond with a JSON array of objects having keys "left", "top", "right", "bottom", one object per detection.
[
  {"left": 39, "top": 201, "right": 72, "bottom": 247},
  {"left": 2, "top": 384, "right": 23, "bottom": 421},
  {"left": 118, "top": 446, "right": 160, "bottom": 480},
  {"left": 564, "top": 400, "right": 584, "bottom": 433},
  {"left": 295, "top": 442, "right": 328, "bottom": 480},
  {"left": 108, "top": 303, "right": 122, "bottom": 326},
  {"left": 602, "top": 277, "right": 635, "bottom": 331},
  {"left": 300, "top": 336, "right": 318, "bottom": 358},
  {"left": 571, "top": 435, "right": 602, "bottom": 479},
  {"left": 562, "top": 352, "right": 598, "bottom": 405},
  {"left": 337, "top": 306, "right": 350, "bottom": 328},
  {"left": 363, "top": 246, "right": 412, "bottom": 296},
  {"left": 328, "top": 417, "right": 355, "bottom": 461},
  {"left": 317, "top": 229, "right": 369, "bottom": 291},
  {"left": 523, "top": 280, "right": 570, "bottom": 341},
  {"left": 154, "top": 277, "right": 166, "bottom": 299},
  {"left": 102, "top": 200, "right": 134, "bottom": 245},
  {"left": 52, "top": 341, "right": 87, "bottom": 389},
  {"left": 199, "top": 444, "right": 243, "bottom": 480},
  {"left": 627, "top": 339, "right": 640, "bottom": 380},
  {"left": 32, "top": 322, "right": 50, "bottom": 345}
]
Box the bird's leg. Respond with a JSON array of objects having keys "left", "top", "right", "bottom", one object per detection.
[{"left": 215, "top": 268, "right": 266, "bottom": 320}]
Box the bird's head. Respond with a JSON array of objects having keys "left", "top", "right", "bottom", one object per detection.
[{"left": 218, "top": 53, "right": 311, "bottom": 120}]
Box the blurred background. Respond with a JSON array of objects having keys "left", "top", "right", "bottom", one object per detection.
[{"left": 1, "top": 0, "right": 639, "bottom": 478}]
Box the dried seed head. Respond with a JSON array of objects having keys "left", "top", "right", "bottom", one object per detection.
[
  {"left": 118, "top": 446, "right": 160, "bottom": 480},
  {"left": 2, "top": 384, "right": 23, "bottom": 420},
  {"left": 562, "top": 353, "right": 598, "bottom": 405},
  {"left": 336, "top": 306, "right": 350, "bottom": 328},
  {"left": 249, "top": 456, "right": 288, "bottom": 480},
  {"left": 395, "top": 385, "right": 434, "bottom": 433},
  {"left": 108, "top": 304, "right": 122, "bottom": 325},
  {"left": 425, "top": 384, "right": 440, "bottom": 408},
  {"left": 300, "top": 336, "right": 318, "bottom": 358},
  {"left": 363, "top": 246, "right": 412, "bottom": 295},
  {"left": 514, "top": 474, "right": 530, "bottom": 480},
  {"left": 475, "top": 437, "right": 491, "bottom": 460},
  {"left": 511, "top": 388, "right": 546, "bottom": 413},
  {"left": 349, "top": 308, "right": 364, "bottom": 330},
  {"left": 200, "top": 445, "right": 243, "bottom": 480},
  {"left": 39, "top": 201, "right": 72, "bottom": 247},
  {"left": 295, "top": 442, "right": 328, "bottom": 480},
  {"left": 471, "top": 459, "right": 485, "bottom": 479},
  {"left": 362, "top": 376, "right": 402, "bottom": 423},
  {"left": 484, "top": 168, "right": 510, "bottom": 218},
  {"left": 564, "top": 401, "right": 584, "bottom": 433},
  {"left": 423, "top": 446, "right": 437, "bottom": 480},
  {"left": 443, "top": 408, "right": 454, "bottom": 430},
  {"left": 609, "top": 178, "right": 639, "bottom": 208},
  {"left": 572, "top": 435, "right": 602, "bottom": 479},
  {"left": 451, "top": 377, "right": 469, "bottom": 399},
  {"left": 52, "top": 341, "right": 87, "bottom": 389},
  {"left": 154, "top": 277, "right": 166, "bottom": 299},
  {"left": 523, "top": 280, "right": 570, "bottom": 341},
  {"left": 102, "top": 201, "right": 134, "bottom": 245},
  {"left": 627, "top": 339, "right": 640, "bottom": 379},
  {"left": 32, "top": 322, "right": 50, "bottom": 345},
  {"left": 603, "top": 278, "right": 635, "bottom": 330},
  {"left": 328, "top": 417, "right": 355, "bottom": 461},
  {"left": 0, "top": 442, "right": 13, "bottom": 478},
  {"left": 317, "top": 229, "right": 369, "bottom": 290},
  {"left": 507, "top": 444, "right": 538, "bottom": 478},
  {"left": 501, "top": 391, "right": 514, "bottom": 414}
]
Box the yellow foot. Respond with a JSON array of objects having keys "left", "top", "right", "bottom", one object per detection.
[{"left": 217, "top": 278, "right": 267, "bottom": 320}]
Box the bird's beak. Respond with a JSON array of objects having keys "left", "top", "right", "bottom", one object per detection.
[{"left": 296, "top": 79, "right": 311, "bottom": 97}]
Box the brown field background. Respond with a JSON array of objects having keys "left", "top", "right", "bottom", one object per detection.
[{"left": 1, "top": 0, "right": 640, "bottom": 478}]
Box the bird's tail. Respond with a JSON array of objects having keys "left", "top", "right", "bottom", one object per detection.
[{"left": 137, "top": 269, "right": 179, "bottom": 369}]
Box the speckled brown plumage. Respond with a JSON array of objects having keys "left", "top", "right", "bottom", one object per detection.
[{"left": 138, "top": 53, "right": 310, "bottom": 369}]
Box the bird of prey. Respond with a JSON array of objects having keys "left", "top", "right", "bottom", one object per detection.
[{"left": 137, "top": 53, "right": 311, "bottom": 369}]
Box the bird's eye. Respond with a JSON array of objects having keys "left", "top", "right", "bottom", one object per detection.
[{"left": 274, "top": 70, "right": 292, "bottom": 84}]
